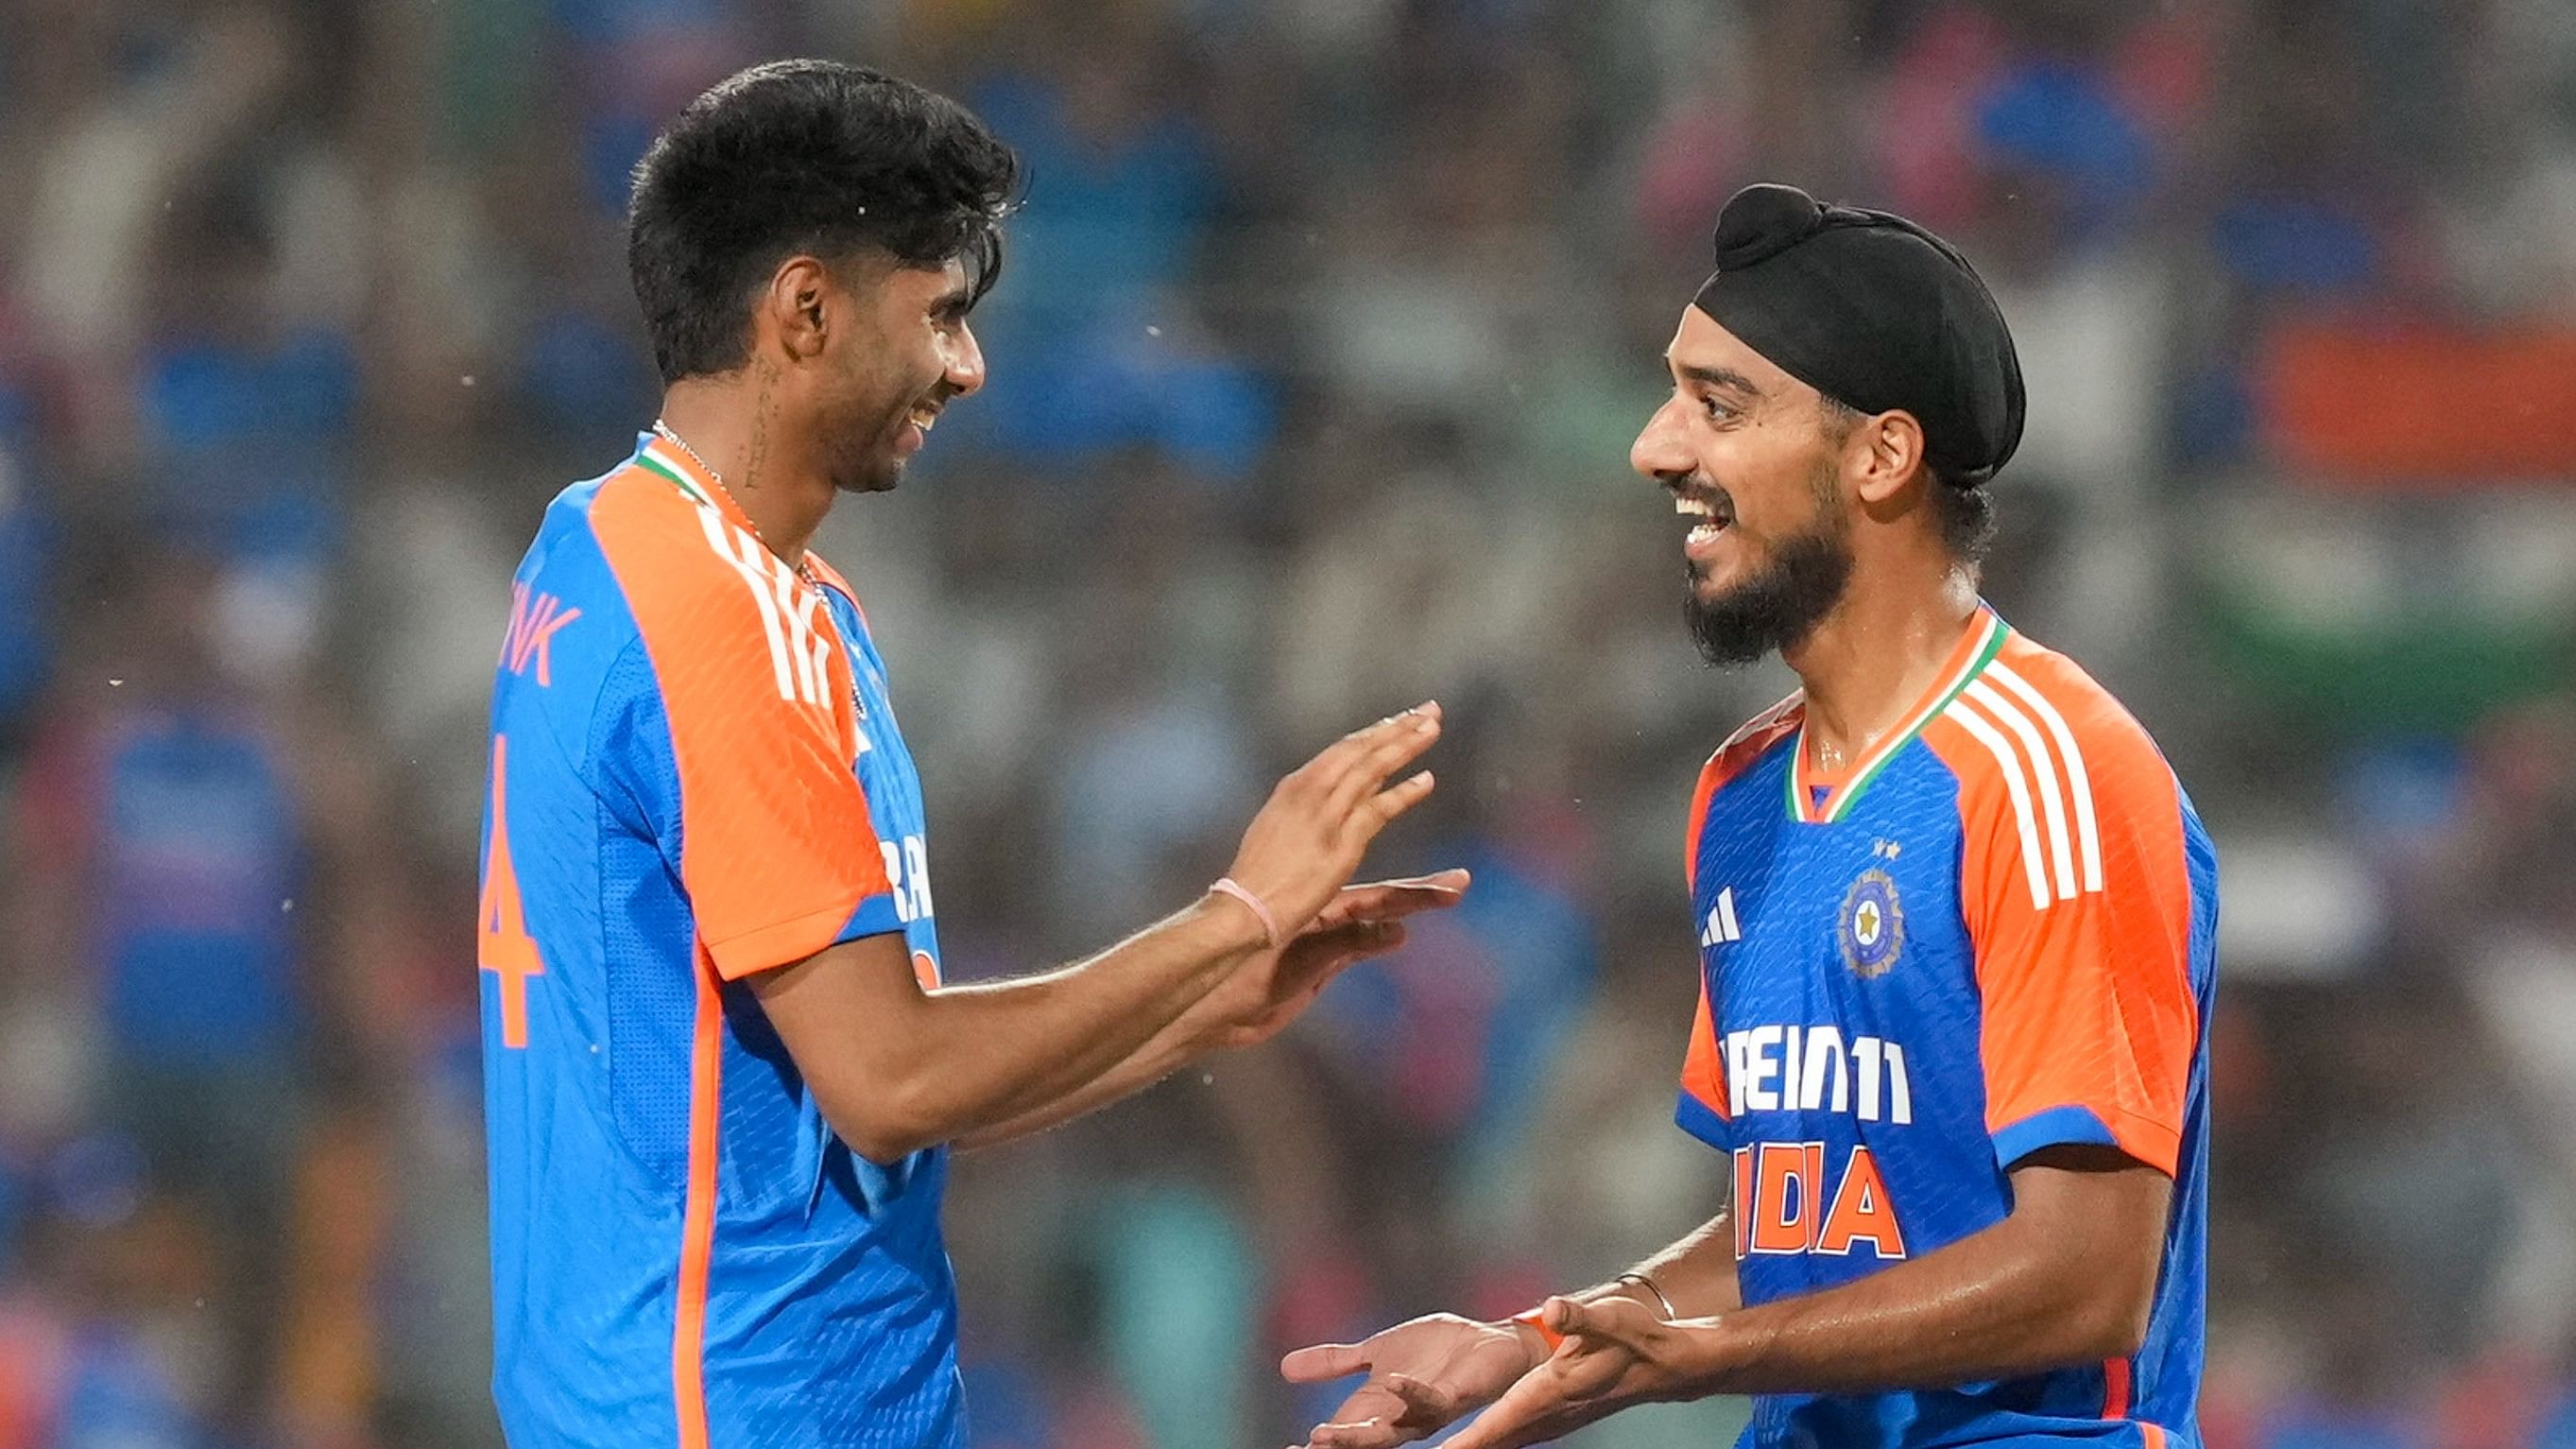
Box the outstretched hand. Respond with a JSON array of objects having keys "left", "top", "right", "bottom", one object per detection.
[
  {"left": 1206, "top": 871, "right": 1470, "bottom": 1050},
  {"left": 1226, "top": 703, "right": 1446, "bottom": 938},
  {"left": 1280, "top": 1312, "right": 1537, "bottom": 1449},
  {"left": 1437, "top": 1295, "right": 1709, "bottom": 1449}
]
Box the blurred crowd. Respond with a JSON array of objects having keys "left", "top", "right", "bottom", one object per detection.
[{"left": 2, "top": 1, "right": 2575, "bottom": 1446}]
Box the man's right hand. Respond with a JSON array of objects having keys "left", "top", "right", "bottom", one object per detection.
[
  {"left": 1222, "top": 702, "right": 1445, "bottom": 939},
  {"left": 1280, "top": 1313, "right": 1541, "bottom": 1449}
]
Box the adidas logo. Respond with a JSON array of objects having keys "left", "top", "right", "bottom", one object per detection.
[{"left": 1701, "top": 887, "right": 1743, "bottom": 947}]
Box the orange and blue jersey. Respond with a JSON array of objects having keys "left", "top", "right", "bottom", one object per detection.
[
  {"left": 1675, "top": 608, "right": 2217, "bottom": 1449},
  {"left": 477, "top": 434, "right": 958, "bottom": 1449}
]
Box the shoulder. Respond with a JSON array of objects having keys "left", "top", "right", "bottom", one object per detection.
[
  {"left": 1930, "top": 631, "right": 2172, "bottom": 803},
  {"left": 1696, "top": 692, "right": 1805, "bottom": 802},
  {"left": 579, "top": 465, "right": 740, "bottom": 598},
  {"left": 801, "top": 550, "right": 874, "bottom": 634},
  {"left": 1686, "top": 692, "right": 1803, "bottom": 863},
  {"left": 579, "top": 466, "right": 818, "bottom": 655},
  {"left": 1923, "top": 630, "right": 2186, "bottom": 904},
  {"left": 802, "top": 550, "right": 859, "bottom": 603}
]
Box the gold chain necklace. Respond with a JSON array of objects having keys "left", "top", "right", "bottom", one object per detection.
[{"left": 652, "top": 420, "right": 817, "bottom": 586}]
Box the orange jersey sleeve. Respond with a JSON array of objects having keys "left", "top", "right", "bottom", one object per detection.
[
  {"left": 589, "top": 471, "right": 896, "bottom": 979},
  {"left": 1679, "top": 979, "right": 1727, "bottom": 1123},
  {"left": 1923, "top": 640, "right": 2200, "bottom": 1176}
]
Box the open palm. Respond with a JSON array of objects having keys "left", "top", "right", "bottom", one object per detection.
[{"left": 1282, "top": 1313, "right": 1537, "bottom": 1449}]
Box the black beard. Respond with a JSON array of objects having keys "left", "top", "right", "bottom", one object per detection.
[{"left": 1684, "top": 525, "right": 1855, "bottom": 666}]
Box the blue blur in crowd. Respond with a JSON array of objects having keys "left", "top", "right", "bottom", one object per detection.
[
  {"left": 2256, "top": 1410, "right": 2421, "bottom": 1449},
  {"left": 2539, "top": 1392, "right": 2576, "bottom": 1449},
  {"left": 52, "top": 1328, "right": 209, "bottom": 1449},
  {"left": 140, "top": 327, "right": 353, "bottom": 565},
  {"left": 0, "top": 391, "right": 55, "bottom": 733},
  {"left": 94, "top": 713, "right": 304, "bottom": 1064},
  {"left": 955, "top": 72, "right": 1278, "bottom": 476},
  {"left": 549, "top": 0, "right": 717, "bottom": 47},
  {"left": 2209, "top": 198, "right": 2382, "bottom": 297},
  {"left": 1314, "top": 839, "right": 1594, "bottom": 1148},
  {"left": 523, "top": 308, "right": 660, "bottom": 442},
  {"left": 1975, "top": 60, "right": 2155, "bottom": 237}
]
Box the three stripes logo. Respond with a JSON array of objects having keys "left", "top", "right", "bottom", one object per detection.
[
  {"left": 1941, "top": 662, "right": 2103, "bottom": 912},
  {"left": 1701, "top": 887, "right": 1744, "bottom": 948}
]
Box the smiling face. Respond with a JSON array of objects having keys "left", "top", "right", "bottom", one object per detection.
[
  {"left": 1632, "top": 305, "right": 1862, "bottom": 665},
  {"left": 812, "top": 255, "right": 987, "bottom": 494}
]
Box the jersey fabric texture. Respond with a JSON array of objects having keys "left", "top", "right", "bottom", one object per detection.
[
  {"left": 1674, "top": 608, "right": 2217, "bottom": 1449},
  {"left": 478, "top": 434, "right": 959, "bottom": 1449}
]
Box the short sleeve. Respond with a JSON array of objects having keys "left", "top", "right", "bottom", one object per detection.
[
  {"left": 1672, "top": 704, "right": 1795, "bottom": 1153},
  {"left": 1939, "top": 674, "right": 2200, "bottom": 1177},
  {"left": 1674, "top": 978, "right": 1730, "bottom": 1149},
  {"left": 589, "top": 477, "right": 899, "bottom": 979}
]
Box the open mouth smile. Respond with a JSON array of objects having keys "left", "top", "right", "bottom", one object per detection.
[{"left": 1671, "top": 485, "right": 1735, "bottom": 551}]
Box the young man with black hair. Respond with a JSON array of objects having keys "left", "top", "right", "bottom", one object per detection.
[
  {"left": 1284, "top": 184, "right": 2216, "bottom": 1449},
  {"left": 477, "top": 61, "right": 1464, "bottom": 1448}
]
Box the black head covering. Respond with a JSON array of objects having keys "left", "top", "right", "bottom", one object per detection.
[{"left": 1692, "top": 183, "right": 2024, "bottom": 486}]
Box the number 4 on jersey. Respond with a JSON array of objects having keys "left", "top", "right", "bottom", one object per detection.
[{"left": 478, "top": 735, "right": 545, "bottom": 1048}]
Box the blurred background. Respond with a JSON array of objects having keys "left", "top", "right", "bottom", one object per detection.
[{"left": 1, "top": 0, "right": 2575, "bottom": 1446}]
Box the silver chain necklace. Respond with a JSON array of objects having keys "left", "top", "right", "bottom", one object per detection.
[{"left": 652, "top": 419, "right": 817, "bottom": 585}]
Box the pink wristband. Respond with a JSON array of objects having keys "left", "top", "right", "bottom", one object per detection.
[{"left": 1208, "top": 877, "right": 1281, "bottom": 948}]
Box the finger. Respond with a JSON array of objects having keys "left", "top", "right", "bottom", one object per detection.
[
  {"left": 1349, "top": 769, "right": 1436, "bottom": 840},
  {"left": 1437, "top": 1374, "right": 1565, "bottom": 1449},
  {"left": 1345, "top": 921, "right": 1408, "bottom": 961},
  {"left": 1301, "top": 702, "right": 1439, "bottom": 792},
  {"left": 1308, "top": 1391, "right": 1414, "bottom": 1449},
  {"left": 1539, "top": 1295, "right": 1591, "bottom": 1337},
  {"left": 1542, "top": 1294, "right": 1644, "bottom": 1349},
  {"left": 1325, "top": 708, "right": 1444, "bottom": 817},
  {"left": 1322, "top": 871, "right": 1473, "bottom": 926},
  {"left": 1381, "top": 1372, "right": 1456, "bottom": 1423},
  {"left": 1281, "top": 1342, "right": 1370, "bottom": 1383},
  {"left": 1308, "top": 1421, "right": 1405, "bottom": 1449}
]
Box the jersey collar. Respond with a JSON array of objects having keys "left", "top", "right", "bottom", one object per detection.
[
  {"left": 630, "top": 430, "right": 759, "bottom": 538},
  {"left": 1789, "top": 606, "right": 2006, "bottom": 824}
]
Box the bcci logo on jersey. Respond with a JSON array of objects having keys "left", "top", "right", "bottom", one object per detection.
[{"left": 1839, "top": 868, "right": 1904, "bottom": 978}]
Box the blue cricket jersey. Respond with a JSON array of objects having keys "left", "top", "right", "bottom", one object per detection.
[
  {"left": 1676, "top": 609, "right": 2217, "bottom": 1448},
  {"left": 479, "top": 433, "right": 960, "bottom": 1448}
]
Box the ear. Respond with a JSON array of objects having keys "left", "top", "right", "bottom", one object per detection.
[
  {"left": 759, "top": 255, "right": 833, "bottom": 363},
  {"left": 1850, "top": 409, "right": 1931, "bottom": 506}
]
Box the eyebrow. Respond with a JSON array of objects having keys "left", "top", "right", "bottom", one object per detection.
[{"left": 1671, "top": 360, "right": 1764, "bottom": 397}]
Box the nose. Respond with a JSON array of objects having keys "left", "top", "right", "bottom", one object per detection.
[
  {"left": 943, "top": 320, "right": 987, "bottom": 398},
  {"left": 1631, "top": 396, "right": 1692, "bottom": 481}
]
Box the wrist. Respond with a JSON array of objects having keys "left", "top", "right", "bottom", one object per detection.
[
  {"left": 1183, "top": 888, "right": 1273, "bottom": 961},
  {"left": 1194, "top": 884, "right": 1277, "bottom": 958},
  {"left": 1206, "top": 875, "right": 1283, "bottom": 948},
  {"left": 1502, "top": 1313, "right": 1555, "bottom": 1369},
  {"left": 1613, "top": 1270, "right": 1678, "bottom": 1321}
]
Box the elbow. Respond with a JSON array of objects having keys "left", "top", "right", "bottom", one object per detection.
[
  {"left": 816, "top": 1075, "right": 949, "bottom": 1165},
  {"left": 835, "top": 1119, "right": 935, "bottom": 1167},
  {"left": 2069, "top": 1293, "right": 2153, "bottom": 1363},
  {"left": 2056, "top": 1268, "right": 2155, "bottom": 1363}
]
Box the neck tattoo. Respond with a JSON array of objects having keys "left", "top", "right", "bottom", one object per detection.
[{"left": 653, "top": 420, "right": 816, "bottom": 585}]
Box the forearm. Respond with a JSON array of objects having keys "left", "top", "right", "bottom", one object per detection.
[
  {"left": 853, "top": 895, "right": 1263, "bottom": 1155},
  {"left": 1679, "top": 1215, "right": 2137, "bottom": 1396},
  {"left": 1593, "top": 1212, "right": 1741, "bottom": 1319},
  {"left": 1507, "top": 1214, "right": 1742, "bottom": 1372},
  {"left": 954, "top": 1004, "right": 1211, "bottom": 1151}
]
